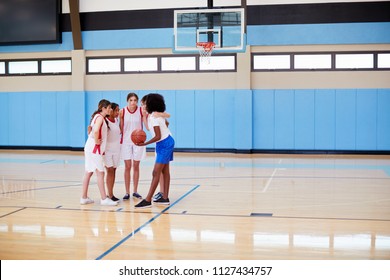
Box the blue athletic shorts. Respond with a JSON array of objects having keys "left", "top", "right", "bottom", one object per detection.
[{"left": 156, "top": 135, "right": 175, "bottom": 164}]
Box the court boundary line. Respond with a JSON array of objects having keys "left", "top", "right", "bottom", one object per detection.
[
  {"left": 1, "top": 205, "right": 389, "bottom": 223},
  {"left": 161, "top": 211, "right": 390, "bottom": 222},
  {"left": 1, "top": 174, "right": 389, "bottom": 197},
  {"left": 0, "top": 207, "right": 26, "bottom": 218},
  {"left": 95, "top": 184, "right": 201, "bottom": 260},
  {"left": 0, "top": 183, "right": 82, "bottom": 195}
]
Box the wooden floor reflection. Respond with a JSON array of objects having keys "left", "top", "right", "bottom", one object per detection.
[{"left": 0, "top": 150, "right": 389, "bottom": 259}]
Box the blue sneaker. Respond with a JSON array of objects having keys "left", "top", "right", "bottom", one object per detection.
[
  {"left": 153, "top": 192, "right": 163, "bottom": 202},
  {"left": 123, "top": 193, "right": 130, "bottom": 200},
  {"left": 154, "top": 197, "right": 170, "bottom": 205},
  {"left": 132, "top": 192, "right": 142, "bottom": 199}
]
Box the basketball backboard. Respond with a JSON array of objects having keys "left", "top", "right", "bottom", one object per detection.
[{"left": 173, "top": 8, "right": 246, "bottom": 53}]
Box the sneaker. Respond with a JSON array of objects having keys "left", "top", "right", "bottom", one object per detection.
[
  {"left": 123, "top": 193, "right": 130, "bottom": 200},
  {"left": 154, "top": 197, "right": 170, "bottom": 205},
  {"left": 153, "top": 192, "right": 163, "bottom": 202},
  {"left": 80, "top": 197, "right": 94, "bottom": 205},
  {"left": 101, "top": 197, "right": 118, "bottom": 206},
  {"left": 135, "top": 199, "right": 152, "bottom": 208},
  {"left": 132, "top": 192, "right": 142, "bottom": 199},
  {"left": 111, "top": 196, "right": 119, "bottom": 202}
]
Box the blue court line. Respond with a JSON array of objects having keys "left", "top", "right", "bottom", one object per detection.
[{"left": 95, "top": 184, "right": 201, "bottom": 260}]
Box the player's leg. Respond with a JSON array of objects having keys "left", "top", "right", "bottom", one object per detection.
[
  {"left": 161, "top": 163, "right": 170, "bottom": 199},
  {"left": 97, "top": 169, "right": 117, "bottom": 206},
  {"left": 132, "top": 160, "right": 142, "bottom": 199},
  {"left": 135, "top": 163, "right": 164, "bottom": 208},
  {"left": 81, "top": 171, "right": 94, "bottom": 204},
  {"left": 106, "top": 166, "right": 115, "bottom": 198},
  {"left": 154, "top": 164, "right": 170, "bottom": 205},
  {"left": 96, "top": 169, "right": 107, "bottom": 200},
  {"left": 153, "top": 174, "right": 164, "bottom": 202},
  {"left": 123, "top": 159, "right": 132, "bottom": 199}
]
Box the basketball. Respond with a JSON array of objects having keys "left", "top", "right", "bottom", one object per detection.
[{"left": 131, "top": 129, "right": 147, "bottom": 144}]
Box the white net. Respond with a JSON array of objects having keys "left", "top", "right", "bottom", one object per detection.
[{"left": 197, "top": 42, "right": 215, "bottom": 64}]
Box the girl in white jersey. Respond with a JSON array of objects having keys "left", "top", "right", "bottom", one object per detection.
[
  {"left": 104, "top": 103, "right": 121, "bottom": 202},
  {"left": 120, "top": 93, "right": 147, "bottom": 200},
  {"left": 81, "top": 99, "right": 118, "bottom": 206}
]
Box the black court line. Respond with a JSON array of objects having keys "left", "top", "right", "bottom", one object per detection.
[
  {"left": 158, "top": 211, "right": 390, "bottom": 223},
  {"left": 40, "top": 160, "right": 57, "bottom": 164},
  {"left": 251, "top": 213, "right": 273, "bottom": 217},
  {"left": 1, "top": 202, "right": 389, "bottom": 225},
  {"left": 0, "top": 183, "right": 82, "bottom": 195},
  {"left": 271, "top": 215, "right": 390, "bottom": 222},
  {"left": 170, "top": 175, "right": 390, "bottom": 181},
  {"left": 95, "top": 184, "right": 201, "bottom": 260},
  {"left": 1, "top": 174, "right": 388, "bottom": 196},
  {"left": 0, "top": 207, "right": 26, "bottom": 219},
  {"left": 1, "top": 178, "right": 82, "bottom": 184},
  {"left": 3, "top": 173, "right": 389, "bottom": 187},
  {"left": 2, "top": 205, "right": 389, "bottom": 223}
]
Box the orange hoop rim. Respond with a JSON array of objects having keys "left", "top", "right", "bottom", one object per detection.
[{"left": 196, "top": 42, "right": 216, "bottom": 52}]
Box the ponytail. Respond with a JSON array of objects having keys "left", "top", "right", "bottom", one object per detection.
[{"left": 90, "top": 99, "right": 111, "bottom": 125}]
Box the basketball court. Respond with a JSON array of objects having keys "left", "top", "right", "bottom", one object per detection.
[
  {"left": 1, "top": 149, "right": 389, "bottom": 259},
  {"left": 1, "top": 1, "right": 390, "bottom": 272}
]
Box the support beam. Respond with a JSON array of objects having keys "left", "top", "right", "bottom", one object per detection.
[
  {"left": 207, "top": 0, "right": 214, "bottom": 42},
  {"left": 241, "top": 0, "right": 247, "bottom": 33},
  {"left": 69, "top": 0, "right": 83, "bottom": 50}
]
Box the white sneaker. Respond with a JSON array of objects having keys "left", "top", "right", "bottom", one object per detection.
[
  {"left": 80, "top": 197, "right": 94, "bottom": 205},
  {"left": 101, "top": 197, "right": 118, "bottom": 206}
]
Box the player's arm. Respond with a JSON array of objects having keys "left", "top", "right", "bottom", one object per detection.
[
  {"left": 93, "top": 117, "right": 103, "bottom": 145},
  {"left": 154, "top": 112, "right": 170, "bottom": 119},
  {"left": 137, "top": 125, "right": 161, "bottom": 146},
  {"left": 153, "top": 111, "right": 170, "bottom": 127},
  {"left": 119, "top": 109, "right": 124, "bottom": 134},
  {"left": 141, "top": 106, "right": 149, "bottom": 130}
]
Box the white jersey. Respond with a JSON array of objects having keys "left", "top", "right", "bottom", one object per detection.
[
  {"left": 85, "top": 113, "right": 108, "bottom": 154},
  {"left": 148, "top": 113, "right": 171, "bottom": 142},
  {"left": 121, "top": 106, "right": 143, "bottom": 144},
  {"left": 106, "top": 117, "right": 121, "bottom": 153},
  {"left": 120, "top": 106, "right": 146, "bottom": 161},
  {"left": 84, "top": 113, "right": 108, "bottom": 172}
]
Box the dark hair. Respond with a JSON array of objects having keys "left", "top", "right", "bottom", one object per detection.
[
  {"left": 127, "top": 92, "right": 139, "bottom": 102},
  {"left": 145, "top": 93, "right": 166, "bottom": 113},
  {"left": 110, "top": 102, "right": 119, "bottom": 111},
  {"left": 140, "top": 94, "right": 148, "bottom": 104},
  {"left": 90, "top": 99, "right": 111, "bottom": 125},
  {"left": 107, "top": 102, "right": 119, "bottom": 130}
]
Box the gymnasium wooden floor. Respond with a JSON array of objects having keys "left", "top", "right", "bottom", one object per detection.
[{"left": 0, "top": 149, "right": 389, "bottom": 260}]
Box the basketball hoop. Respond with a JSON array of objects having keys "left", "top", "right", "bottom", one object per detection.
[{"left": 196, "top": 42, "right": 215, "bottom": 64}]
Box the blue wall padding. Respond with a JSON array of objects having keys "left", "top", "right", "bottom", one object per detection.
[{"left": 1, "top": 89, "right": 388, "bottom": 151}]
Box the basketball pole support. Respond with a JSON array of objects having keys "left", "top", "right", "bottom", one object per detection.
[
  {"left": 241, "top": 0, "right": 247, "bottom": 33},
  {"left": 205, "top": 0, "right": 246, "bottom": 48},
  {"left": 207, "top": 0, "right": 214, "bottom": 43}
]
